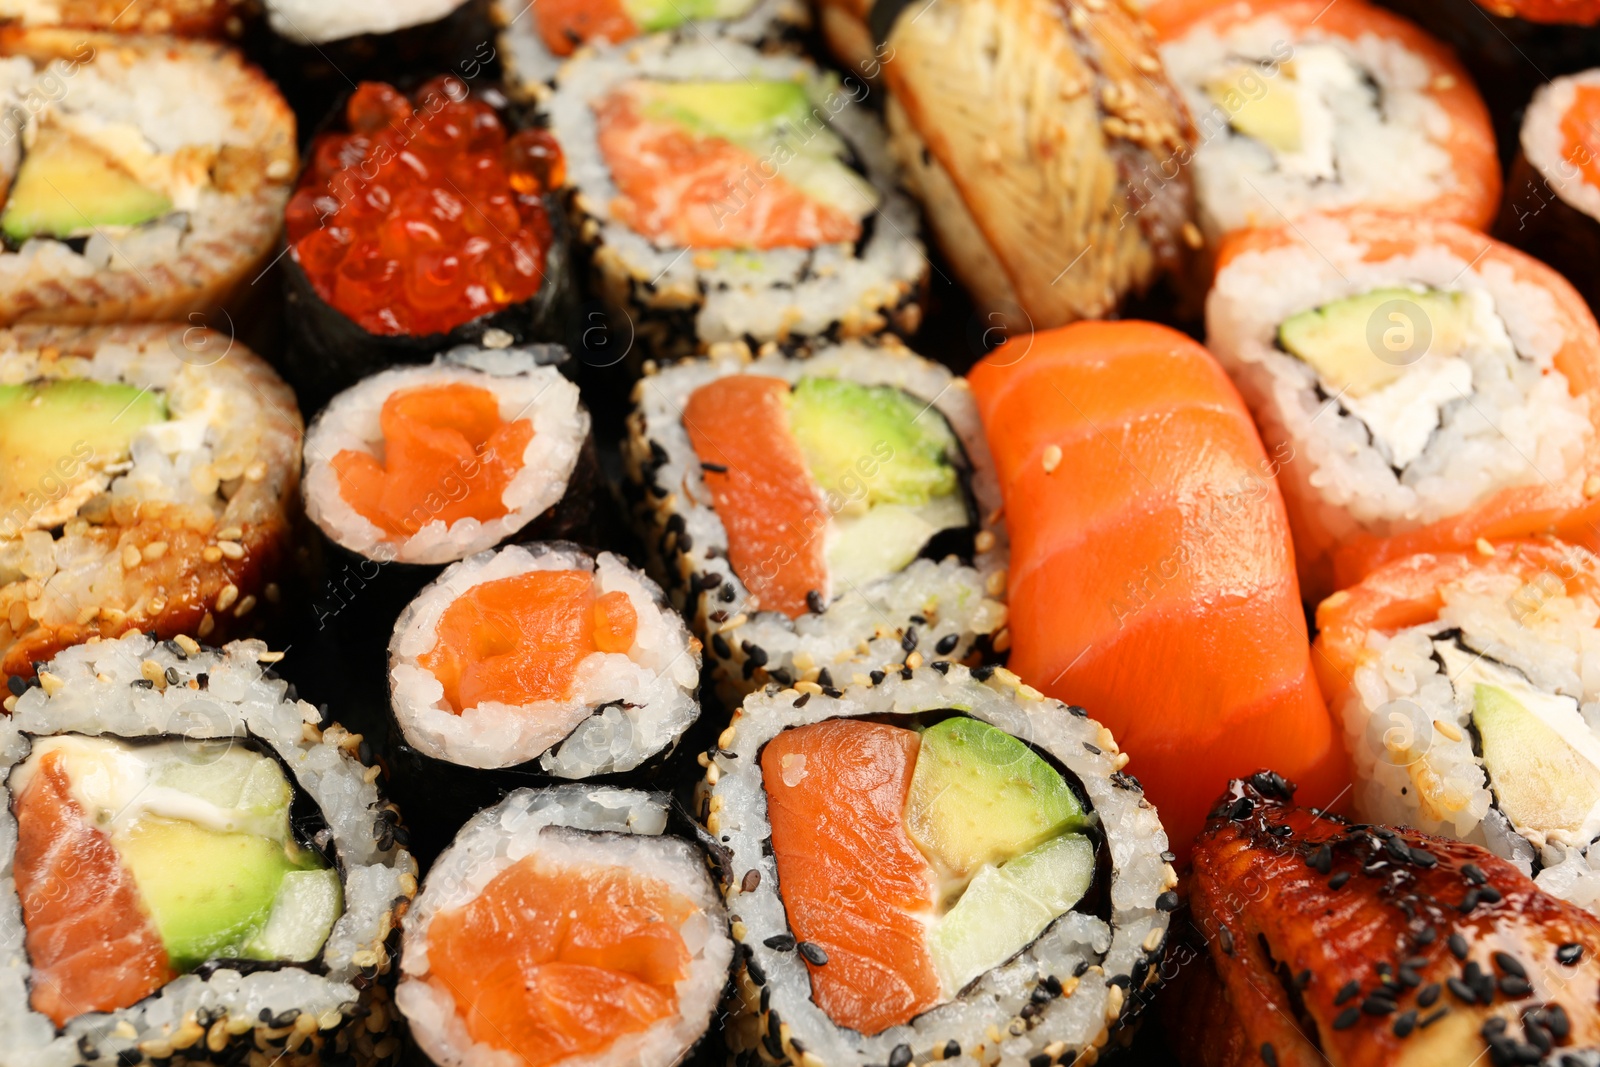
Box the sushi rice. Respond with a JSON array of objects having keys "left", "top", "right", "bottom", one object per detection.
[
  {"left": 396, "top": 785, "right": 734, "bottom": 1067},
  {"left": 262, "top": 0, "right": 469, "bottom": 43},
  {"left": 703, "top": 665, "right": 1175, "bottom": 1067},
  {"left": 0, "top": 634, "right": 417, "bottom": 1066},
  {"left": 389, "top": 541, "right": 701, "bottom": 777}
]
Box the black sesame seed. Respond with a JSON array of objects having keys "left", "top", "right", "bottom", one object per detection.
[
  {"left": 972, "top": 665, "right": 995, "bottom": 682},
  {"left": 1409, "top": 847, "right": 1438, "bottom": 868},
  {"left": 1418, "top": 983, "right": 1441, "bottom": 1008},
  {"left": 1295, "top": 969, "right": 1312, "bottom": 990},
  {"left": 5, "top": 676, "right": 24, "bottom": 696},
  {"left": 746, "top": 956, "right": 766, "bottom": 985},
  {"left": 1557, "top": 943, "right": 1584, "bottom": 965},
  {"left": 1545, "top": 1004, "right": 1572, "bottom": 1040},
  {"left": 901, "top": 667, "right": 913, "bottom": 680},
  {"left": 822, "top": 686, "right": 843, "bottom": 699},
  {"left": 1478, "top": 885, "right": 1503, "bottom": 905},
  {"left": 741, "top": 870, "right": 761, "bottom": 893},
  {"left": 910, "top": 615, "right": 927, "bottom": 625},
  {"left": 699, "top": 572, "right": 724, "bottom": 590},
  {"left": 1335, "top": 981, "right": 1359, "bottom": 1006},
  {"left": 1329, "top": 871, "right": 1351, "bottom": 890},
  {"left": 935, "top": 633, "right": 960, "bottom": 655},
  {"left": 1462, "top": 863, "right": 1487, "bottom": 885},
  {"left": 1083, "top": 743, "right": 1103, "bottom": 756},
  {"left": 1493, "top": 952, "right": 1526, "bottom": 979},
  {"left": 116, "top": 1050, "right": 141, "bottom": 1067},
  {"left": 901, "top": 629, "right": 918, "bottom": 652},
  {"left": 742, "top": 642, "right": 768, "bottom": 668},
  {"left": 1449, "top": 933, "right": 1470, "bottom": 960},
  {"left": 1225, "top": 796, "right": 1255, "bottom": 821},
  {"left": 1074, "top": 961, "right": 1090, "bottom": 977},
  {"left": 944, "top": 1041, "right": 960, "bottom": 1059},
  {"left": 720, "top": 585, "right": 736, "bottom": 602},
  {"left": 1499, "top": 976, "right": 1532, "bottom": 998},
  {"left": 1419, "top": 1007, "right": 1448, "bottom": 1029},
  {"left": 769, "top": 669, "right": 793, "bottom": 686},
  {"left": 798, "top": 942, "right": 829, "bottom": 966},
  {"left": 870, "top": 670, "right": 886, "bottom": 685},
  {"left": 1260, "top": 1043, "right": 1278, "bottom": 1067},
  {"left": 701, "top": 461, "right": 728, "bottom": 473},
  {"left": 1416, "top": 926, "right": 1438, "bottom": 946},
  {"left": 1482, "top": 1018, "right": 1509, "bottom": 1037},
  {"left": 889, "top": 1045, "right": 912, "bottom": 1067},
  {"left": 1308, "top": 845, "right": 1333, "bottom": 875},
  {"left": 1333, "top": 1008, "right": 1360, "bottom": 1030},
  {"left": 1219, "top": 926, "right": 1234, "bottom": 955},
  {"left": 131, "top": 678, "right": 155, "bottom": 689},
  {"left": 1362, "top": 994, "right": 1396, "bottom": 1015},
  {"left": 1446, "top": 977, "right": 1476, "bottom": 1004},
  {"left": 712, "top": 634, "right": 731, "bottom": 659},
  {"left": 1393, "top": 1010, "right": 1418, "bottom": 1038},
  {"left": 1031, "top": 986, "right": 1053, "bottom": 1005},
  {"left": 1067, "top": 704, "right": 1089, "bottom": 717},
  {"left": 1156, "top": 890, "right": 1179, "bottom": 912},
  {"left": 806, "top": 590, "right": 825, "bottom": 614},
  {"left": 763, "top": 934, "right": 796, "bottom": 951},
  {"left": 793, "top": 693, "right": 810, "bottom": 708},
  {"left": 932, "top": 660, "right": 951, "bottom": 674},
  {"left": 1030, "top": 1056, "right": 1051, "bottom": 1067},
  {"left": 1398, "top": 967, "right": 1421, "bottom": 988}
]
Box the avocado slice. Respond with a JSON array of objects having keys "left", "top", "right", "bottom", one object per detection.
[
  {"left": 637, "top": 80, "right": 815, "bottom": 143},
  {"left": 1473, "top": 682, "right": 1600, "bottom": 841},
  {"left": 0, "top": 379, "right": 166, "bottom": 531},
  {"left": 905, "top": 717, "right": 1088, "bottom": 890},
  {"left": 827, "top": 494, "right": 970, "bottom": 590},
  {"left": 788, "top": 377, "right": 960, "bottom": 513},
  {"left": 1277, "top": 288, "right": 1473, "bottom": 397},
  {"left": 927, "top": 833, "right": 1095, "bottom": 994},
  {"left": 244, "top": 867, "right": 343, "bottom": 963},
  {"left": 1, "top": 124, "right": 171, "bottom": 243},
  {"left": 624, "top": 0, "right": 756, "bottom": 31},
  {"left": 1205, "top": 65, "right": 1302, "bottom": 153}
]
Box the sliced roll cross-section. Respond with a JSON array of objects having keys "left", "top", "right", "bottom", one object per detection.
[
  {"left": 1, "top": 635, "right": 416, "bottom": 1065},
  {"left": 624, "top": 338, "right": 1007, "bottom": 702},
  {"left": 702, "top": 665, "right": 1175, "bottom": 1067},
  {"left": 1207, "top": 210, "right": 1600, "bottom": 601}
]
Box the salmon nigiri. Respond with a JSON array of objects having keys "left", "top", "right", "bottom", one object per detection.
[{"left": 968, "top": 321, "right": 1349, "bottom": 859}]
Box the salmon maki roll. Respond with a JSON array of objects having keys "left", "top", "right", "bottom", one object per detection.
[
  {"left": 0, "top": 634, "right": 416, "bottom": 1064},
  {"left": 1314, "top": 538, "right": 1600, "bottom": 912},
  {"left": 624, "top": 337, "right": 1007, "bottom": 704},
  {"left": 1145, "top": 0, "right": 1499, "bottom": 255},
  {"left": 0, "top": 29, "right": 295, "bottom": 325},
  {"left": 395, "top": 785, "right": 734, "bottom": 1067},
  {"left": 1207, "top": 209, "right": 1600, "bottom": 602},
  {"left": 1174, "top": 772, "right": 1600, "bottom": 1067},
  {"left": 702, "top": 664, "right": 1176, "bottom": 1067},
  {"left": 968, "top": 320, "right": 1347, "bottom": 860},
  {"left": 548, "top": 34, "right": 926, "bottom": 364}
]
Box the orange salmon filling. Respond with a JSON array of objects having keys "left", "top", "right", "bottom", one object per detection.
[
  {"left": 593, "top": 86, "right": 862, "bottom": 251},
  {"left": 13, "top": 751, "right": 172, "bottom": 1027},
  {"left": 536, "top": 0, "right": 637, "bottom": 55},
  {"left": 1562, "top": 85, "right": 1600, "bottom": 190},
  {"left": 333, "top": 383, "right": 533, "bottom": 541},
  {"left": 683, "top": 376, "right": 828, "bottom": 619},
  {"left": 426, "top": 854, "right": 695, "bottom": 1067},
  {"left": 761, "top": 719, "right": 941, "bottom": 1034},
  {"left": 419, "top": 570, "right": 639, "bottom": 713}
]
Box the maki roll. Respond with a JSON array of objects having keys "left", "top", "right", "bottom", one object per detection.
[
  {"left": 1499, "top": 68, "right": 1600, "bottom": 315},
  {"left": 281, "top": 78, "right": 570, "bottom": 410},
  {"left": 386, "top": 542, "right": 700, "bottom": 858},
  {"left": 1316, "top": 538, "right": 1600, "bottom": 911},
  {"left": 702, "top": 665, "right": 1175, "bottom": 1066},
  {"left": 549, "top": 34, "right": 926, "bottom": 364},
  {"left": 825, "top": 0, "right": 1197, "bottom": 330},
  {"left": 396, "top": 785, "right": 734, "bottom": 1067},
  {"left": 494, "top": 0, "right": 809, "bottom": 97},
  {"left": 1, "top": 634, "right": 417, "bottom": 1066},
  {"left": 968, "top": 321, "right": 1346, "bottom": 859},
  {"left": 1145, "top": 0, "right": 1500, "bottom": 255},
  {"left": 623, "top": 337, "right": 1006, "bottom": 704},
  {"left": 0, "top": 0, "right": 247, "bottom": 35},
  {"left": 1171, "top": 773, "right": 1600, "bottom": 1067},
  {"left": 0, "top": 323, "right": 302, "bottom": 686},
  {"left": 0, "top": 28, "right": 296, "bottom": 325},
  {"left": 1207, "top": 210, "right": 1600, "bottom": 602}
]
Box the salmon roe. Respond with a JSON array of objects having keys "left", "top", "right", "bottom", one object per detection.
[{"left": 285, "top": 78, "right": 566, "bottom": 338}]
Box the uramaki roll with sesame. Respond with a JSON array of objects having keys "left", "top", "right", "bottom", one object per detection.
[
  {"left": 0, "top": 323, "right": 301, "bottom": 689},
  {"left": 700, "top": 664, "right": 1175, "bottom": 1067}
]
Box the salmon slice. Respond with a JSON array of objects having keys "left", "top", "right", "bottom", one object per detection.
[
  {"left": 535, "top": 0, "right": 637, "bottom": 55},
  {"left": 425, "top": 854, "right": 695, "bottom": 1067},
  {"left": 761, "top": 719, "right": 941, "bottom": 1034},
  {"left": 1561, "top": 85, "right": 1600, "bottom": 190},
  {"left": 593, "top": 84, "right": 862, "bottom": 250},
  {"left": 1179, "top": 772, "right": 1600, "bottom": 1067},
  {"left": 12, "top": 750, "right": 171, "bottom": 1027},
  {"left": 683, "top": 375, "right": 828, "bottom": 619},
  {"left": 418, "top": 570, "right": 638, "bottom": 712},
  {"left": 968, "top": 321, "right": 1347, "bottom": 862},
  {"left": 333, "top": 382, "right": 533, "bottom": 541}
]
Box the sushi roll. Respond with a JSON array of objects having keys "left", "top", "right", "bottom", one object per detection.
[
  {"left": 1315, "top": 538, "right": 1600, "bottom": 912},
  {"left": 1498, "top": 69, "right": 1600, "bottom": 316},
  {"left": 825, "top": 0, "right": 1198, "bottom": 330},
  {"left": 702, "top": 665, "right": 1175, "bottom": 1067},
  {"left": 1207, "top": 209, "right": 1600, "bottom": 602},
  {"left": 386, "top": 542, "right": 700, "bottom": 858},
  {"left": 549, "top": 34, "right": 926, "bottom": 365},
  {"left": 0, "top": 28, "right": 296, "bottom": 326},
  {"left": 622, "top": 337, "right": 1006, "bottom": 704},
  {"left": 395, "top": 785, "right": 734, "bottom": 1067},
  {"left": 1170, "top": 772, "right": 1600, "bottom": 1067},
  {"left": 281, "top": 77, "right": 571, "bottom": 411},
  {"left": 0, "top": 0, "right": 247, "bottom": 35},
  {"left": 0, "top": 323, "right": 302, "bottom": 686},
  {"left": 1145, "top": 0, "right": 1500, "bottom": 253},
  {"left": 968, "top": 320, "right": 1347, "bottom": 859},
  {"left": 494, "top": 0, "right": 809, "bottom": 98},
  {"left": 1, "top": 634, "right": 417, "bottom": 1066}
]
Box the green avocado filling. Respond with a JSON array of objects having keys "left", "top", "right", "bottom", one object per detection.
[
  {"left": 786, "top": 376, "right": 970, "bottom": 593},
  {"left": 2, "top": 125, "right": 171, "bottom": 243},
  {"left": 907, "top": 718, "right": 1095, "bottom": 993},
  {"left": 1473, "top": 681, "right": 1600, "bottom": 842},
  {"left": 623, "top": 0, "right": 758, "bottom": 31},
  {"left": 1277, "top": 287, "right": 1474, "bottom": 397}
]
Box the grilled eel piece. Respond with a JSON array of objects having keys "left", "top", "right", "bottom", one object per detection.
[{"left": 1177, "top": 772, "right": 1600, "bottom": 1067}]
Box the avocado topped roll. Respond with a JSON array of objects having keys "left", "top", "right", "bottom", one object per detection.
[
  {"left": 495, "top": 0, "right": 808, "bottom": 96},
  {"left": 0, "top": 324, "right": 301, "bottom": 688},
  {"left": 1, "top": 635, "right": 416, "bottom": 1066},
  {"left": 624, "top": 337, "right": 1006, "bottom": 703},
  {"left": 549, "top": 34, "right": 925, "bottom": 365},
  {"left": 0, "top": 29, "right": 295, "bottom": 325},
  {"left": 702, "top": 665, "right": 1174, "bottom": 1067},
  {"left": 1206, "top": 210, "right": 1600, "bottom": 602}
]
